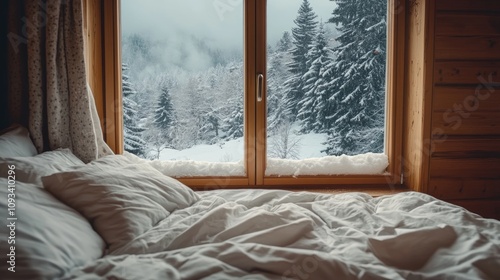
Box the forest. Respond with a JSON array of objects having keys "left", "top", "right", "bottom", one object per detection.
[{"left": 121, "top": 0, "right": 387, "bottom": 161}]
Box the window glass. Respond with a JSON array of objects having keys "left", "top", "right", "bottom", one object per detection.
[
  {"left": 120, "top": 0, "right": 391, "bottom": 179},
  {"left": 265, "top": 0, "right": 388, "bottom": 176},
  {"left": 121, "top": 0, "right": 245, "bottom": 176}
]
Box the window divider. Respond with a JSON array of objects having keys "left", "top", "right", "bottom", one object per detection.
[
  {"left": 244, "top": 0, "right": 258, "bottom": 186},
  {"left": 255, "top": 0, "right": 267, "bottom": 185}
]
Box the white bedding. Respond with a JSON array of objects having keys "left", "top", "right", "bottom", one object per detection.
[
  {"left": 4, "top": 129, "right": 496, "bottom": 279},
  {"left": 65, "top": 189, "right": 500, "bottom": 280}
]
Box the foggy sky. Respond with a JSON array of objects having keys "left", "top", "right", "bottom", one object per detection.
[{"left": 121, "top": 0, "right": 336, "bottom": 51}]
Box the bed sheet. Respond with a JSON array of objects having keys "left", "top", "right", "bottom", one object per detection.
[{"left": 65, "top": 190, "right": 500, "bottom": 279}]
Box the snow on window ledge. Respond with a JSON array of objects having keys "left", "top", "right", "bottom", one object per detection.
[
  {"left": 123, "top": 152, "right": 246, "bottom": 177},
  {"left": 124, "top": 151, "right": 388, "bottom": 178},
  {"left": 265, "top": 153, "right": 389, "bottom": 177}
]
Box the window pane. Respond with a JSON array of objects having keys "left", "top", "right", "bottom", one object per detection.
[
  {"left": 266, "top": 0, "right": 389, "bottom": 176},
  {"left": 121, "top": 0, "right": 245, "bottom": 176}
]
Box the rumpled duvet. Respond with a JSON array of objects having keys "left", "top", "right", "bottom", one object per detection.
[{"left": 65, "top": 190, "right": 500, "bottom": 279}]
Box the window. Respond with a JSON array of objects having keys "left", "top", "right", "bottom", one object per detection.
[{"left": 88, "top": 0, "right": 405, "bottom": 188}]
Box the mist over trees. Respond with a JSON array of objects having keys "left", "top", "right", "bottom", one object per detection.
[{"left": 122, "top": 0, "right": 387, "bottom": 159}]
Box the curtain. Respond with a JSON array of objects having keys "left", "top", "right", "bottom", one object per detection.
[{"left": 7, "top": 0, "right": 112, "bottom": 163}]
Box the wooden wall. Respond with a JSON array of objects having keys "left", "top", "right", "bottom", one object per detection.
[
  {"left": 0, "top": 1, "right": 9, "bottom": 130},
  {"left": 405, "top": 0, "right": 500, "bottom": 219}
]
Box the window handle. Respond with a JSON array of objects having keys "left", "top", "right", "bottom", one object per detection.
[{"left": 256, "top": 73, "right": 264, "bottom": 102}]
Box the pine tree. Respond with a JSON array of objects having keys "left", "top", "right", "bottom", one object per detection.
[
  {"left": 276, "top": 31, "right": 292, "bottom": 52},
  {"left": 222, "top": 102, "right": 243, "bottom": 140},
  {"left": 283, "top": 0, "right": 318, "bottom": 119},
  {"left": 297, "top": 22, "right": 332, "bottom": 133},
  {"left": 150, "top": 86, "right": 176, "bottom": 150},
  {"left": 267, "top": 49, "right": 292, "bottom": 133},
  {"left": 122, "top": 63, "right": 146, "bottom": 157},
  {"left": 324, "top": 0, "right": 387, "bottom": 155},
  {"left": 154, "top": 86, "right": 175, "bottom": 131},
  {"left": 218, "top": 61, "right": 245, "bottom": 141}
]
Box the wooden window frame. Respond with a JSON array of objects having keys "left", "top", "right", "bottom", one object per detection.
[
  {"left": 83, "top": 0, "right": 123, "bottom": 154},
  {"left": 85, "top": 0, "right": 406, "bottom": 190}
]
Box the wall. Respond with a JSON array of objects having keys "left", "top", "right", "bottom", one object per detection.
[
  {"left": 404, "top": 0, "right": 500, "bottom": 219},
  {"left": 0, "top": 1, "right": 9, "bottom": 130},
  {"left": 429, "top": 0, "right": 500, "bottom": 197}
]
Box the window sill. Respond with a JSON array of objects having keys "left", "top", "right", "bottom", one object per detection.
[
  {"left": 195, "top": 185, "right": 409, "bottom": 197},
  {"left": 289, "top": 186, "right": 408, "bottom": 197}
]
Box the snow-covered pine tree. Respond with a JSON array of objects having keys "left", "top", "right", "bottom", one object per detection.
[
  {"left": 297, "top": 22, "right": 332, "bottom": 133},
  {"left": 217, "top": 61, "right": 244, "bottom": 141},
  {"left": 150, "top": 85, "right": 176, "bottom": 151},
  {"left": 154, "top": 86, "right": 175, "bottom": 131},
  {"left": 222, "top": 102, "right": 243, "bottom": 140},
  {"left": 323, "top": 0, "right": 387, "bottom": 155},
  {"left": 122, "top": 63, "right": 146, "bottom": 157},
  {"left": 199, "top": 108, "right": 222, "bottom": 145},
  {"left": 276, "top": 31, "right": 292, "bottom": 52},
  {"left": 283, "top": 0, "right": 318, "bottom": 119},
  {"left": 173, "top": 76, "right": 203, "bottom": 148},
  {"left": 267, "top": 44, "right": 292, "bottom": 133}
]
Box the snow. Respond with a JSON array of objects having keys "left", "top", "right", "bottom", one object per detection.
[
  {"left": 145, "top": 138, "right": 246, "bottom": 177},
  {"left": 149, "top": 159, "right": 246, "bottom": 177},
  {"left": 127, "top": 131, "right": 388, "bottom": 177},
  {"left": 266, "top": 153, "right": 388, "bottom": 177}
]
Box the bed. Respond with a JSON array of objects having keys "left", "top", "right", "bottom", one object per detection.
[{"left": 1, "top": 126, "right": 499, "bottom": 280}]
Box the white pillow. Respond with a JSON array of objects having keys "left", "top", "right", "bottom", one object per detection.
[
  {"left": 0, "top": 148, "right": 85, "bottom": 186},
  {"left": 42, "top": 155, "right": 200, "bottom": 253},
  {"left": 0, "top": 179, "right": 106, "bottom": 279},
  {"left": 0, "top": 125, "right": 38, "bottom": 158}
]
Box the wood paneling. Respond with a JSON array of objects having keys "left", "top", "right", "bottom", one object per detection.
[
  {"left": 434, "top": 61, "right": 500, "bottom": 85},
  {"left": 436, "top": 0, "right": 500, "bottom": 12},
  {"left": 435, "top": 14, "right": 500, "bottom": 36},
  {"left": 424, "top": 0, "right": 500, "bottom": 218},
  {"left": 429, "top": 179, "right": 500, "bottom": 200},
  {"left": 446, "top": 199, "right": 500, "bottom": 220},
  {"left": 430, "top": 158, "right": 500, "bottom": 179},
  {"left": 435, "top": 36, "right": 500, "bottom": 61},
  {"left": 433, "top": 87, "right": 500, "bottom": 112},
  {"left": 431, "top": 137, "right": 500, "bottom": 158},
  {"left": 0, "top": 1, "right": 8, "bottom": 130},
  {"left": 432, "top": 111, "right": 500, "bottom": 136}
]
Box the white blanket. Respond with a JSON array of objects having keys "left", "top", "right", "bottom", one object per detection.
[{"left": 65, "top": 190, "right": 500, "bottom": 279}]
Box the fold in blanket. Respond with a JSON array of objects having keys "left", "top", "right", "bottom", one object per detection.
[
  {"left": 473, "top": 258, "right": 500, "bottom": 279},
  {"left": 368, "top": 225, "right": 458, "bottom": 270}
]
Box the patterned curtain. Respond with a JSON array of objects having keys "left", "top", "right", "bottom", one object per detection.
[{"left": 7, "top": 0, "right": 112, "bottom": 162}]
